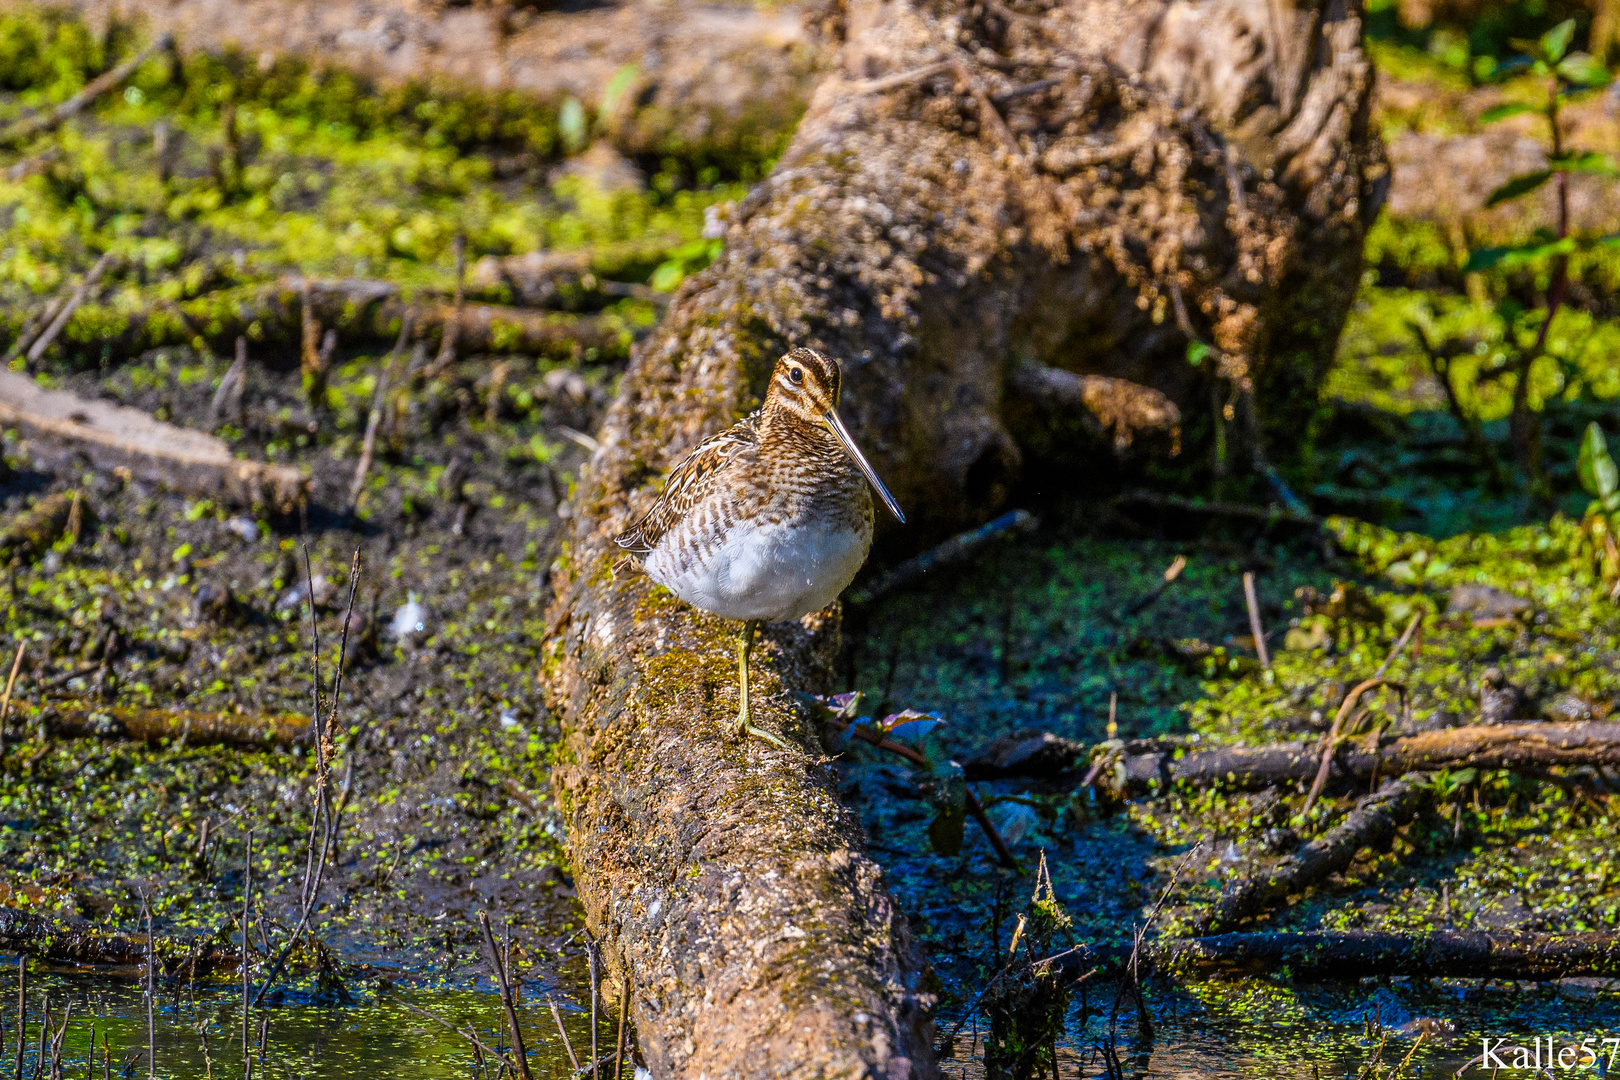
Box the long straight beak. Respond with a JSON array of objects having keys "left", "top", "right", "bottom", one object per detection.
[{"left": 824, "top": 408, "right": 906, "bottom": 524}]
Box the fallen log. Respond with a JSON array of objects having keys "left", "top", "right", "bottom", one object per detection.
[
  {"left": 544, "top": 0, "right": 1381, "bottom": 1073},
  {"left": 32, "top": 700, "right": 311, "bottom": 747},
  {"left": 0, "top": 906, "right": 239, "bottom": 976},
  {"left": 1052, "top": 930, "right": 1620, "bottom": 983},
  {"left": 965, "top": 722, "right": 1620, "bottom": 793},
  {"left": 0, "top": 367, "right": 308, "bottom": 514},
  {"left": 1205, "top": 778, "right": 1425, "bottom": 932}
]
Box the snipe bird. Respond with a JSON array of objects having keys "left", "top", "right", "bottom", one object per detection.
[{"left": 613, "top": 347, "right": 905, "bottom": 747}]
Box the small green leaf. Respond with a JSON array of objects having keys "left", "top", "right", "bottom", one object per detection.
[
  {"left": 928, "top": 803, "right": 966, "bottom": 856},
  {"left": 599, "top": 63, "right": 640, "bottom": 120},
  {"left": 1542, "top": 18, "right": 1577, "bottom": 63},
  {"left": 1557, "top": 51, "right": 1611, "bottom": 86},
  {"left": 1186, "top": 341, "right": 1210, "bottom": 366},
  {"left": 1485, "top": 170, "right": 1552, "bottom": 207},
  {"left": 558, "top": 96, "right": 588, "bottom": 154},
  {"left": 1464, "top": 246, "right": 1512, "bottom": 272},
  {"left": 1551, "top": 149, "right": 1617, "bottom": 174},
  {"left": 1578, "top": 422, "right": 1619, "bottom": 500},
  {"left": 1478, "top": 101, "right": 1539, "bottom": 124}
]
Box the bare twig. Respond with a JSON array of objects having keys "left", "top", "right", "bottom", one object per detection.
[
  {"left": 400, "top": 1003, "right": 512, "bottom": 1066},
  {"left": 612, "top": 972, "right": 630, "bottom": 1080},
  {"left": 477, "top": 912, "right": 533, "bottom": 1080},
  {"left": 1121, "top": 555, "right": 1186, "bottom": 619},
  {"left": 350, "top": 315, "right": 412, "bottom": 514},
  {"left": 208, "top": 338, "right": 248, "bottom": 430},
  {"left": 1301, "top": 678, "right": 1406, "bottom": 818},
  {"left": 1116, "top": 490, "right": 1320, "bottom": 527},
  {"left": 26, "top": 253, "right": 115, "bottom": 367},
  {"left": 587, "top": 938, "right": 600, "bottom": 1080},
  {"left": 241, "top": 829, "right": 252, "bottom": 1077},
  {"left": 0, "top": 642, "right": 24, "bottom": 760},
  {"left": 1372, "top": 612, "right": 1424, "bottom": 681},
  {"left": 547, "top": 998, "right": 581, "bottom": 1073},
  {"left": 433, "top": 233, "right": 467, "bottom": 372},
  {"left": 252, "top": 550, "right": 360, "bottom": 1006},
  {"left": 1241, "top": 571, "right": 1271, "bottom": 670},
  {"left": 0, "top": 34, "right": 174, "bottom": 147},
  {"left": 142, "top": 899, "right": 155, "bottom": 1080},
  {"left": 13, "top": 954, "right": 24, "bottom": 1080}
]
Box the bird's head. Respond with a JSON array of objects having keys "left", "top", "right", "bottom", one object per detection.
[{"left": 765, "top": 347, "right": 904, "bottom": 523}]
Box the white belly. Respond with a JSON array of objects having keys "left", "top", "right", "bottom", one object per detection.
[{"left": 644, "top": 517, "right": 873, "bottom": 622}]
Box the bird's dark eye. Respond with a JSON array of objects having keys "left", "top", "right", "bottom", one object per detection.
[{"left": 788, "top": 367, "right": 804, "bottom": 385}]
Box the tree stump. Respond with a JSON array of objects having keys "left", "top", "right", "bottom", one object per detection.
[{"left": 545, "top": 0, "right": 1385, "bottom": 1074}]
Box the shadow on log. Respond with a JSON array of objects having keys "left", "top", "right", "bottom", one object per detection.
[{"left": 544, "top": 0, "right": 1384, "bottom": 1073}]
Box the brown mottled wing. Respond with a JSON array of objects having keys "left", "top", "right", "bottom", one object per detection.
[{"left": 612, "top": 412, "right": 760, "bottom": 556}]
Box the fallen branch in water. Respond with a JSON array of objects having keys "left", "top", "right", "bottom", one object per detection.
[
  {"left": 1053, "top": 929, "right": 1620, "bottom": 983},
  {"left": 965, "top": 721, "right": 1620, "bottom": 793},
  {"left": 0, "top": 34, "right": 175, "bottom": 148},
  {"left": 0, "top": 368, "right": 308, "bottom": 514},
  {"left": 0, "top": 907, "right": 238, "bottom": 975},
  {"left": 1205, "top": 778, "right": 1425, "bottom": 932}
]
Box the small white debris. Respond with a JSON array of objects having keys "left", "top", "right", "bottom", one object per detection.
[
  {"left": 499, "top": 710, "right": 520, "bottom": 729},
  {"left": 990, "top": 802, "right": 1039, "bottom": 847},
  {"left": 225, "top": 516, "right": 260, "bottom": 543},
  {"left": 390, "top": 593, "right": 428, "bottom": 641}
]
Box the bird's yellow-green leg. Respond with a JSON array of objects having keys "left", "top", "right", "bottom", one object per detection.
[{"left": 734, "top": 620, "right": 792, "bottom": 750}]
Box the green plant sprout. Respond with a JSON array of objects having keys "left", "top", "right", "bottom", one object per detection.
[{"left": 1457, "top": 19, "right": 1616, "bottom": 499}]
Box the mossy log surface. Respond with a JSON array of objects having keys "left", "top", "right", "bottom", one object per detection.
[{"left": 545, "top": 0, "right": 1382, "bottom": 1074}]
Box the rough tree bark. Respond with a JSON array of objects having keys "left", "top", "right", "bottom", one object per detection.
[{"left": 544, "top": 0, "right": 1384, "bottom": 1075}]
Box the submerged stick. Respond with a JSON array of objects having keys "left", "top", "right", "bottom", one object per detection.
[
  {"left": 1205, "top": 778, "right": 1425, "bottom": 932},
  {"left": 477, "top": 912, "right": 533, "bottom": 1080},
  {"left": 548, "top": 998, "right": 581, "bottom": 1073}
]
